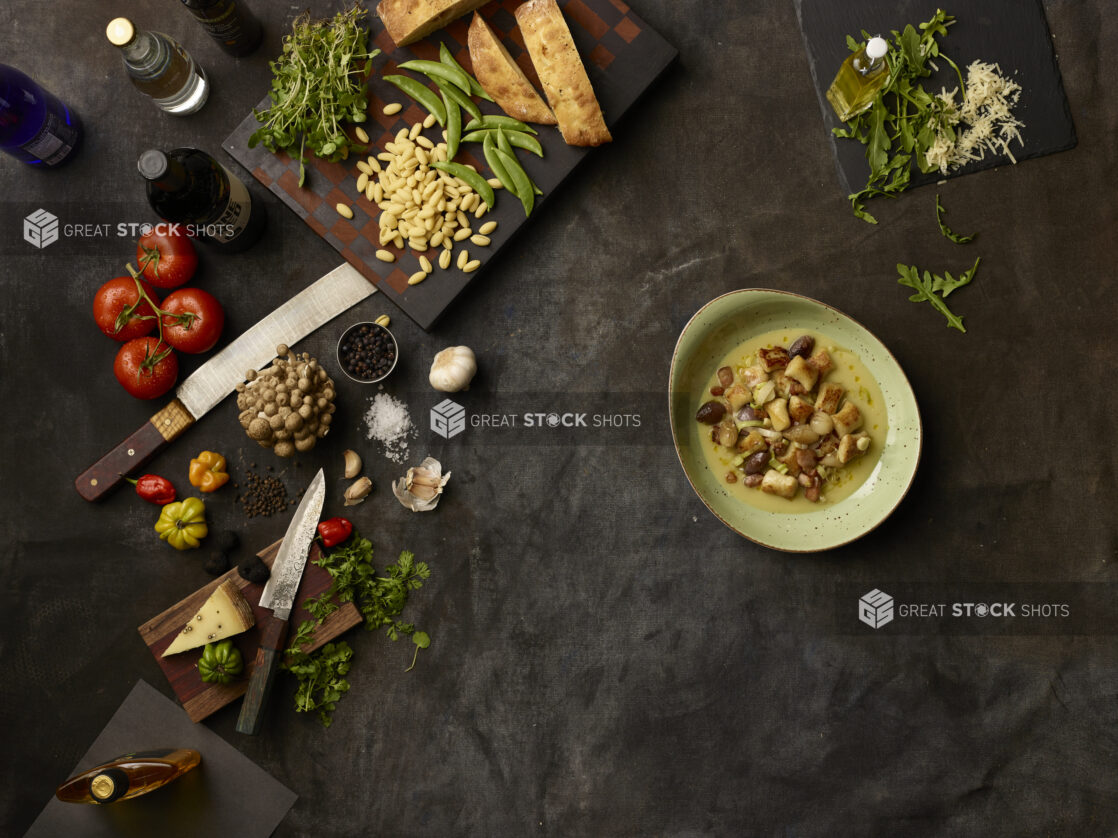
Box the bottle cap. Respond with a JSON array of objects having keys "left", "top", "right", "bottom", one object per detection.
[
  {"left": 106, "top": 18, "right": 136, "bottom": 47},
  {"left": 866, "top": 37, "right": 888, "bottom": 60},
  {"left": 90, "top": 775, "right": 116, "bottom": 800},
  {"left": 89, "top": 769, "right": 129, "bottom": 803},
  {"left": 138, "top": 149, "right": 170, "bottom": 181}
]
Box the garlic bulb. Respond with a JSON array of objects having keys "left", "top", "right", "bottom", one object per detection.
[
  {"left": 429, "top": 346, "right": 476, "bottom": 392},
  {"left": 393, "top": 457, "right": 451, "bottom": 512}
]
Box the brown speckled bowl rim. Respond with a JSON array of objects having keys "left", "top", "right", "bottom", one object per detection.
[{"left": 668, "top": 288, "right": 923, "bottom": 553}]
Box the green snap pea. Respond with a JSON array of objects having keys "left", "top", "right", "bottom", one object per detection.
[
  {"left": 482, "top": 133, "right": 515, "bottom": 196},
  {"left": 432, "top": 75, "right": 482, "bottom": 123},
  {"left": 498, "top": 128, "right": 543, "bottom": 196},
  {"left": 396, "top": 60, "right": 471, "bottom": 95},
  {"left": 431, "top": 161, "right": 496, "bottom": 211},
  {"left": 464, "top": 115, "right": 537, "bottom": 135},
  {"left": 440, "top": 42, "right": 494, "bottom": 102},
  {"left": 383, "top": 75, "right": 445, "bottom": 126},
  {"left": 460, "top": 129, "right": 544, "bottom": 157},
  {"left": 493, "top": 146, "right": 533, "bottom": 217},
  {"left": 443, "top": 89, "right": 461, "bottom": 162}
]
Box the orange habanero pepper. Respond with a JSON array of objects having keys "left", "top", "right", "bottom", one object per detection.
[{"left": 188, "top": 451, "right": 230, "bottom": 493}]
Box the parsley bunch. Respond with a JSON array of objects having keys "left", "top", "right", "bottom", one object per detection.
[{"left": 834, "top": 10, "right": 964, "bottom": 223}]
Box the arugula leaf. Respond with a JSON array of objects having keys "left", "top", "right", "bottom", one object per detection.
[
  {"left": 896, "top": 257, "right": 980, "bottom": 332},
  {"left": 934, "top": 194, "right": 976, "bottom": 243}
]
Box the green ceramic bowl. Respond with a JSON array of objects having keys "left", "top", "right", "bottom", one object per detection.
[{"left": 669, "top": 289, "right": 922, "bottom": 552}]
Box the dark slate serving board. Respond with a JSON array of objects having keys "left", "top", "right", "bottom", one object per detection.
[
  {"left": 224, "top": 0, "right": 677, "bottom": 330},
  {"left": 794, "top": 0, "right": 1077, "bottom": 196}
]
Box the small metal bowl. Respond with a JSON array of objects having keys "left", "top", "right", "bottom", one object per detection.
[{"left": 336, "top": 321, "right": 399, "bottom": 384}]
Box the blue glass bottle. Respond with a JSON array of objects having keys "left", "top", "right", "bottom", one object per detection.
[{"left": 0, "top": 64, "right": 82, "bottom": 167}]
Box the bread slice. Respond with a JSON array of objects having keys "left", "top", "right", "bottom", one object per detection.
[
  {"left": 514, "top": 0, "right": 611, "bottom": 146},
  {"left": 377, "top": 0, "right": 489, "bottom": 47},
  {"left": 468, "top": 13, "right": 556, "bottom": 125}
]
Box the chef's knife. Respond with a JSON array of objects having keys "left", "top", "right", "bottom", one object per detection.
[
  {"left": 236, "top": 468, "right": 326, "bottom": 736},
  {"left": 75, "top": 264, "right": 374, "bottom": 501}
]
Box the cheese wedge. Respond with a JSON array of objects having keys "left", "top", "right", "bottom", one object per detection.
[
  {"left": 377, "top": 0, "right": 489, "bottom": 48},
  {"left": 515, "top": 0, "right": 611, "bottom": 147},
  {"left": 468, "top": 13, "right": 556, "bottom": 125},
  {"left": 163, "top": 579, "right": 255, "bottom": 657}
]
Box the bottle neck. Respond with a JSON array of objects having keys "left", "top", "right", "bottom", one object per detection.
[
  {"left": 118, "top": 30, "right": 170, "bottom": 79},
  {"left": 148, "top": 155, "right": 192, "bottom": 193}
]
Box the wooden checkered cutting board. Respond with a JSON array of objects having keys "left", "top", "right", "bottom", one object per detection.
[{"left": 223, "top": 0, "right": 676, "bottom": 331}]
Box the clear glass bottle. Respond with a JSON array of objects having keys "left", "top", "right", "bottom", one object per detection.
[
  {"left": 826, "top": 36, "right": 889, "bottom": 122},
  {"left": 55, "top": 749, "right": 201, "bottom": 804},
  {"left": 139, "top": 147, "right": 267, "bottom": 252},
  {"left": 179, "top": 0, "right": 263, "bottom": 57},
  {"left": 106, "top": 17, "right": 209, "bottom": 115},
  {"left": 0, "top": 64, "right": 82, "bottom": 166}
]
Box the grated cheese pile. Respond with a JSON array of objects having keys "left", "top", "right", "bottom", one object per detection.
[{"left": 924, "top": 60, "right": 1025, "bottom": 175}]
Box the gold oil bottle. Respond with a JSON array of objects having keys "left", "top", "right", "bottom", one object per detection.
[
  {"left": 55, "top": 748, "right": 201, "bottom": 804},
  {"left": 826, "top": 36, "right": 890, "bottom": 122}
]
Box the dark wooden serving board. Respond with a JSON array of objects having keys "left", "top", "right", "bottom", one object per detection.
[
  {"left": 223, "top": 0, "right": 677, "bottom": 330},
  {"left": 794, "top": 0, "right": 1077, "bottom": 196},
  {"left": 138, "top": 540, "right": 361, "bottom": 723}
]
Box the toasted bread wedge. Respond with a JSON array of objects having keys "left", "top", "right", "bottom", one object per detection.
[
  {"left": 468, "top": 13, "right": 556, "bottom": 125},
  {"left": 377, "top": 0, "right": 489, "bottom": 47},
  {"left": 514, "top": 0, "right": 611, "bottom": 147}
]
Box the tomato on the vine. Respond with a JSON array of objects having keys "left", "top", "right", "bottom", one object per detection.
[
  {"left": 137, "top": 227, "right": 198, "bottom": 289},
  {"left": 93, "top": 276, "right": 160, "bottom": 342},
  {"left": 161, "top": 288, "right": 225, "bottom": 354},
  {"left": 113, "top": 337, "right": 178, "bottom": 400}
]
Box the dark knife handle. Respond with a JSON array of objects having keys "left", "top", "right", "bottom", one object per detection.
[
  {"left": 236, "top": 614, "right": 290, "bottom": 736},
  {"left": 74, "top": 399, "right": 195, "bottom": 501}
]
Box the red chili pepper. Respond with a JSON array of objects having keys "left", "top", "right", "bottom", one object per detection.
[
  {"left": 317, "top": 517, "right": 353, "bottom": 548},
  {"left": 124, "top": 474, "right": 177, "bottom": 505}
]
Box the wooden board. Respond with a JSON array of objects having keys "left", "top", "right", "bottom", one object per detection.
[
  {"left": 138, "top": 540, "right": 362, "bottom": 723},
  {"left": 222, "top": 0, "right": 677, "bottom": 330},
  {"left": 794, "top": 0, "right": 1077, "bottom": 196}
]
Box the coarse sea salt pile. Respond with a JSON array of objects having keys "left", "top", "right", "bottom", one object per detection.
[{"left": 364, "top": 393, "right": 414, "bottom": 463}]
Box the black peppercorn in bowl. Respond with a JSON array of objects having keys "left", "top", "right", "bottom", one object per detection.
[{"left": 337, "top": 321, "right": 399, "bottom": 384}]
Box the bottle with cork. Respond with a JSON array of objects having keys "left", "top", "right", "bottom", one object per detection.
[{"left": 55, "top": 749, "right": 201, "bottom": 804}]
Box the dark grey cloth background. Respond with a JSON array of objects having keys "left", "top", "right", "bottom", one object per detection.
[{"left": 1, "top": 1, "right": 1115, "bottom": 836}]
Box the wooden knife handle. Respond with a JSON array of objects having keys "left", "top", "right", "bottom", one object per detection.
[
  {"left": 74, "top": 399, "right": 195, "bottom": 502},
  {"left": 236, "top": 614, "right": 290, "bottom": 736}
]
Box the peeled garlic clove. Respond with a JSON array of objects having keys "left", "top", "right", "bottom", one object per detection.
[
  {"left": 343, "top": 449, "right": 362, "bottom": 479},
  {"left": 394, "top": 457, "right": 451, "bottom": 512},
  {"left": 343, "top": 476, "right": 372, "bottom": 506}
]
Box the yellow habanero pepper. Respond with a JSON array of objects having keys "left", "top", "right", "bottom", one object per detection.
[
  {"left": 189, "top": 450, "right": 230, "bottom": 493},
  {"left": 154, "top": 497, "right": 208, "bottom": 550}
]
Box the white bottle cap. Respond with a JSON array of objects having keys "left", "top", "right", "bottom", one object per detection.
[{"left": 866, "top": 37, "right": 888, "bottom": 60}]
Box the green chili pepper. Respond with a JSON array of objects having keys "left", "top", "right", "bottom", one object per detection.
[
  {"left": 383, "top": 75, "right": 446, "bottom": 126},
  {"left": 493, "top": 145, "right": 533, "bottom": 217},
  {"left": 431, "top": 161, "right": 495, "bottom": 211},
  {"left": 464, "top": 115, "right": 537, "bottom": 135},
  {"left": 432, "top": 75, "right": 482, "bottom": 122},
  {"left": 482, "top": 133, "right": 514, "bottom": 195},
  {"left": 397, "top": 59, "right": 472, "bottom": 95},
  {"left": 197, "top": 640, "right": 244, "bottom": 685},
  {"left": 443, "top": 89, "right": 461, "bottom": 162},
  {"left": 440, "top": 42, "right": 494, "bottom": 102},
  {"left": 460, "top": 129, "right": 544, "bottom": 157}
]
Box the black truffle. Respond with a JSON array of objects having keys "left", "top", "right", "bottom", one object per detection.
[{"left": 238, "top": 556, "right": 271, "bottom": 584}]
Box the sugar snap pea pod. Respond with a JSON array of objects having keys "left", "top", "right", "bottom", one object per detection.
[
  {"left": 383, "top": 75, "right": 446, "bottom": 126},
  {"left": 464, "top": 115, "right": 538, "bottom": 135},
  {"left": 432, "top": 75, "right": 482, "bottom": 123},
  {"left": 482, "top": 133, "right": 515, "bottom": 195},
  {"left": 397, "top": 59, "right": 472, "bottom": 95},
  {"left": 460, "top": 129, "right": 544, "bottom": 157},
  {"left": 493, "top": 146, "right": 533, "bottom": 217},
  {"left": 443, "top": 89, "right": 461, "bottom": 162},
  {"left": 440, "top": 42, "right": 494, "bottom": 102},
  {"left": 496, "top": 126, "right": 515, "bottom": 159},
  {"left": 431, "top": 161, "right": 495, "bottom": 211}
]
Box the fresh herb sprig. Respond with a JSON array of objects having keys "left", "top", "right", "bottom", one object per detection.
[
  {"left": 896, "top": 257, "right": 980, "bottom": 332},
  {"left": 834, "top": 10, "right": 964, "bottom": 223},
  {"left": 934, "top": 194, "right": 975, "bottom": 243},
  {"left": 283, "top": 533, "right": 430, "bottom": 726},
  {"left": 248, "top": 4, "right": 380, "bottom": 187}
]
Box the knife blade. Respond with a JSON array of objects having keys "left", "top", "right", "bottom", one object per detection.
[
  {"left": 236, "top": 469, "right": 325, "bottom": 736},
  {"left": 75, "top": 263, "right": 374, "bottom": 501}
]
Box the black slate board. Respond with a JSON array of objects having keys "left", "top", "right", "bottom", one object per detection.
[
  {"left": 794, "top": 0, "right": 1077, "bottom": 196},
  {"left": 224, "top": 0, "right": 677, "bottom": 331}
]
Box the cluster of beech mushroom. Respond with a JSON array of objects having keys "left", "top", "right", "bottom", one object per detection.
[{"left": 235, "top": 345, "right": 337, "bottom": 457}]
